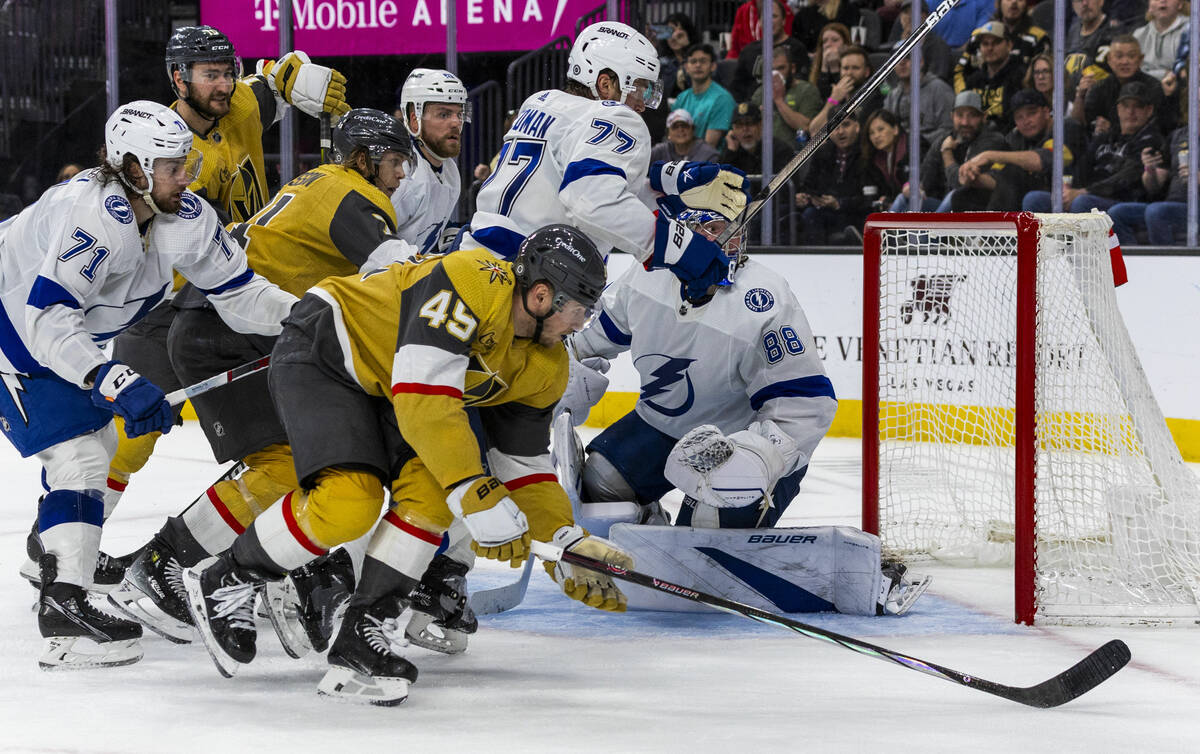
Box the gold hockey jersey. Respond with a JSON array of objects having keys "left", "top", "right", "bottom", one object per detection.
[{"left": 228, "top": 163, "right": 397, "bottom": 296}]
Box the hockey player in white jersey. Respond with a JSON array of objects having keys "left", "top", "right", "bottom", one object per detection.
[
  {"left": 390, "top": 68, "right": 466, "bottom": 254},
  {"left": 462, "top": 21, "right": 748, "bottom": 297},
  {"left": 0, "top": 101, "right": 296, "bottom": 669},
  {"left": 557, "top": 206, "right": 929, "bottom": 617}
]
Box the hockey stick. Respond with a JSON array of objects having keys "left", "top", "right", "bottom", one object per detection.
[
  {"left": 319, "top": 113, "right": 332, "bottom": 164},
  {"left": 716, "top": 0, "right": 962, "bottom": 246},
  {"left": 530, "top": 541, "right": 1130, "bottom": 708},
  {"left": 469, "top": 555, "right": 535, "bottom": 615},
  {"left": 165, "top": 355, "right": 271, "bottom": 408}
]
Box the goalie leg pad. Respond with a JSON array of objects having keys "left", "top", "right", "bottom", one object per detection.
[{"left": 675, "top": 465, "right": 808, "bottom": 529}]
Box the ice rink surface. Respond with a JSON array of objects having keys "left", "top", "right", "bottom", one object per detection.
[{"left": 1, "top": 426, "right": 1198, "bottom": 753}]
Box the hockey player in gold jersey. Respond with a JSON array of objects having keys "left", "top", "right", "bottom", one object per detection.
[
  {"left": 182, "top": 225, "right": 634, "bottom": 704},
  {"left": 107, "top": 109, "right": 410, "bottom": 644}
]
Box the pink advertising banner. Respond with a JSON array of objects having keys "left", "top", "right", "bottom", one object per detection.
[{"left": 199, "top": 0, "right": 600, "bottom": 58}]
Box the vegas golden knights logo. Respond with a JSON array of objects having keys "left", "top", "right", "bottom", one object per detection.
[{"left": 229, "top": 156, "right": 265, "bottom": 223}]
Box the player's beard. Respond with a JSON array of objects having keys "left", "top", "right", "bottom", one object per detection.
[
  {"left": 150, "top": 185, "right": 184, "bottom": 214},
  {"left": 425, "top": 130, "right": 461, "bottom": 160},
  {"left": 188, "top": 89, "right": 231, "bottom": 121}
]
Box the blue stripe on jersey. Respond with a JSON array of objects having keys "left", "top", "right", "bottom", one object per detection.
[
  {"left": 198, "top": 267, "right": 255, "bottom": 296},
  {"left": 471, "top": 225, "right": 526, "bottom": 261},
  {"left": 89, "top": 285, "right": 168, "bottom": 342},
  {"left": 559, "top": 158, "right": 627, "bottom": 191},
  {"left": 598, "top": 311, "right": 631, "bottom": 346},
  {"left": 0, "top": 302, "right": 46, "bottom": 374},
  {"left": 27, "top": 276, "right": 81, "bottom": 310},
  {"left": 38, "top": 489, "right": 104, "bottom": 531},
  {"left": 749, "top": 375, "right": 836, "bottom": 411}
]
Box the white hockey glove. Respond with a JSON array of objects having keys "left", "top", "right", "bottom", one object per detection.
[
  {"left": 446, "top": 476, "right": 531, "bottom": 566},
  {"left": 543, "top": 525, "right": 632, "bottom": 612},
  {"left": 664, "top": 423, "right": 789, "bottom": 509},
  {"left": 556, "top": 355, "right": 610, "bottom": 427},
  {"left": 649, "top": 160, "right": 751, "bottom": 219},
  {"left": 436, "top": 224, "right": 463, "bottom": 252},
  {"left": 258, "top": 51, "right": 350, "bottom": 119}
]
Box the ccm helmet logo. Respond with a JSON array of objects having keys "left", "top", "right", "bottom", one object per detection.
[
  {"left": 747, "top": 534, "right": 818, "bottom": 544},
  {"left": 597, "top": 25, "right": 630, "bottom": 38}
]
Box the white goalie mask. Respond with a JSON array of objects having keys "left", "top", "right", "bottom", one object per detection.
[
  {"left": 400, "top": 68, "right": 473, "bottom": 141},
  {"left": 568, "top": 21, "right": 663, "bottom": 109},
  {"left": 104, "top": 100, "right": 201, "bottom": 205}
]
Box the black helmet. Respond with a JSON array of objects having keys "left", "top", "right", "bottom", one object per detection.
[
  {"left": 514, "top": 224, "right": 606, "bottom": 311},
  {"left": 332, "top": 108, "right": 413, "bottom": 164},
  {"left": 165, "top": 26, "right": 240, "bottom": 89}
]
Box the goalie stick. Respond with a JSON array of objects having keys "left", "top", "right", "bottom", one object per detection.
[
  {"left": 319, "top": 113, "right": 332, "bottom": 164},
  {"left": 717, "top": 0, "right": 962, "bottom": 246},
  {"left": 530, "top": 541, "right": 1130, "bottom": 708},
  {"left": 165, "top": 355, "right": 271, "bottom": 408}
]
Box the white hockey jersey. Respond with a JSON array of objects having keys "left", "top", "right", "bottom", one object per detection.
[
  {"left": 572, "top": 259, "right": 838, "bottom": 474},
  {"left": 465, "top": 89, "right": 659, "bottom": 261},
  {"left": 390, "top": 146, "right": 460, "bottom": 255},
  {"left": 0, "top": 171, "right": 295, "bottom": 387}
]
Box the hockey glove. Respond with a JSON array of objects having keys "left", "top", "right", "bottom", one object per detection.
[
  {"left": 665, "top": 423, "right": 788, "bottom": 509},
  {"left": 650, "top": 213, "right": 729, "bottom": 294},
  {"left": 555, "top": 355, "right": 610, "bottom": 427},
  {"left": 258, "top": 51, "right": 350, "bottom": 119},
  {"left": 649, "top": 161, "right": 750, "bottom": 219},
  {"left": 446, "top": 475, "right": 531, "bottom": 566},
  {"left": 89, "top": 361, "right": 174, "bottom": 438},
  {"left": 542, "top": 525, "right": 631, "bottom": 612}
]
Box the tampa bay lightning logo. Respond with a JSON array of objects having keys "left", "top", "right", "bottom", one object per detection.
[
  {"left": 635, "top": 354, "right": 696, "bottom": 417},
  {"left": 744, "top": 288, "right": 774, "bottom": 312},
  {"left": 177, "top": 193, "right": 202, "bottom": 219},
  {"left": 104, "top": 195, "right": 132, "bottom": 224}
]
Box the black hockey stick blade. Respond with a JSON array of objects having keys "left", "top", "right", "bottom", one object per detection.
[
  {"left": 717, "top": 0, "right": 962, "bottom": 246},
  {"left": 530, "top": 542, "right": 1130, "bottom": 708}
]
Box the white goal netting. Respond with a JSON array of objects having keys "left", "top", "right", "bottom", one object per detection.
[{"left": 869, "top": 212, "right": 1200, "bottom": 625}]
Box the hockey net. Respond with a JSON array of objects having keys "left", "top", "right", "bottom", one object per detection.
[{"left": 862, "top": 212, "right": 1200, "bottom": 625}]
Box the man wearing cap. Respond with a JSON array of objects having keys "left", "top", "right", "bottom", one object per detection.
[
  {"left": 719, "top": 102, "right": 794, "bottom": 174},
  {"left": 897, "top": 90, "right": 1005, "bottom": 211},
  {"left": 1023, "top": 81, "right": 1164, "bottom": 213},
  {"left": 651, "top": 109, "right": 720, "bottom": 163},
  {"left": 1078, "top": 35, "right": 1175, "bottom": 138},
  {"left": 954, "top": 0, "right": 1049, "bottom": 92},
  {"left": 956, "top": 21, "right": 1027, "bottom": 131},
  {"left": 953, "top": 88, "right": 1088, "bottom": 211},
  {"left": 1107, "top": 124, "right": 1190, "bottom": 245}
]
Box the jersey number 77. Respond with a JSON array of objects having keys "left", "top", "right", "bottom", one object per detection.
[{"left": 480, "top": 139, "right": 545, "bottom": 216}]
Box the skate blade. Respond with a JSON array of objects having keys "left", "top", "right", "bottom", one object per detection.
[
  {"left": 317, "top": 667, "right": 409, "bottom": 706},
  {"left": 20, "top": 558, "right": 119, "bottom": 595},
  {"left": 39, "top": 636, "right": 142, "bottom": 670},
  {"left": 107, "top": 581, "right": 194, "bottom": 644},
  {"left": 405, "top": 612, "right": 468, "bottom": 655},
  {"left": 263, "top": 579, "right": 311, "bottom": 660},
  {"left": 182, "top": 567, "right": 242, "bottom": 679},
  {"left": 889, "top": 575, "right": 933, "bottom": 616}
]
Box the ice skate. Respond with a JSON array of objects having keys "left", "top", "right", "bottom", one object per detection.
[
  {"left": 265, "top": 548, "right": 354, "bottom": 658},
  {"left": 107, "top": 536, "right": 194, "bottom": 644},
  {"left": 877, "top": 562, "right": 931, "bottom": 616},
  {"left": 22, "top": 523, "right": 128, "bottom": 595},
  {"left": 183, "top": 552, "right": 267, "bottom": 678},
  {"left": 37, "top": 555, "right": 143, "bottom": 670},
  {"left": 405, "top": 554, "right": 477, "bottom": 654},
  {"left": 318, "top": 596, "right": 417, "bottom": 706}
]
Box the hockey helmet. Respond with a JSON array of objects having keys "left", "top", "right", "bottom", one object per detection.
[
  {"left": 399, "top": 68, "right": 473, "bottom": 140},
  {"left": 677, "top": 208, "right": 747, "bottom": 286},
  {"left": 568, "top": 22, "right": 663, "bottom": 109},
  {"left": 332, "top": 108, "right": 414, "bottom": 169},
  {"left": 104, "top": 100, "right": 200, "bottom": 195},
  {"left": 514, "top": 224, "right": 606, "bottom": 314},
  {"left": 165, "top": 25, "right": 241, "bottom": 91}
]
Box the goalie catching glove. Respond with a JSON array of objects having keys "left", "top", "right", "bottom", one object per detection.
[
  {"left": 555, "top": 354, "right": 610, "bottom": 426},
  {"left": 543, "top": 526, "right": 632, "bottom": 612},
  {"left": 446, "top": 476, "right": 531, "bottom": 566},
  {"left": 649, "top": 160, "right": 750, "bottom": 219},
  {"left": 258, "top": 51, "right": 350, "bottom": 119},
  {"left": 664, "top": 421, "right": 793, "bottom": 509}
]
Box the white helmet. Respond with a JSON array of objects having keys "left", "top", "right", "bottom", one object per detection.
[
  {"left": 104, "top": 100, "right": 198, "bottom": 211},
  {"left": 399, "top": 68, "right": 472, "bottom": 140},
  {"left": 568, "top": 22, "right": 663, "bottom": 108}
]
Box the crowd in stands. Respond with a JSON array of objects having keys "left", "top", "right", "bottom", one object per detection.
[{"left": 643, "top": 0, "right": 1197, "bottom": 245}]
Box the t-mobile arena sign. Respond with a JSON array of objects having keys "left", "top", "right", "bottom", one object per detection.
[{"left": 200, "top": 0, "right": 598, "bottom": 57}]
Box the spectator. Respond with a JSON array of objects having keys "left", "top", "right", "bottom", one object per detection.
[
  {"left": 718, "top": 102, "right": 794, "bottom": 174},
  {"left": 1109, "top": 0, "right": 1155, "bottom": 30},
  {"left": 899, "top": 90, "right": 1007, "bottom": 211},
  {"left": 733, "top": 0, "right": 810, "bottom": 101},
  {"left": 675, "top": 44, "right": 738, "bottom": 148},
  {"left": 883, "top": 53, "right": 955, "bottom": 146},
  {"left": 1023, "top": 53, "right": 1055, "bottom": 101},
  {"left": 795, "top": 117, "right": 871, "bottom": 244},
  {"left": 792, "top": 0, "right": 859, "bottom": 55},
  {"left": 650, "top": 109, "right": 721, "bottom": 163},
  {"left": 862, "top": 109, "right": 911, "bottom": 213},
  {"left": 56, "top": 163, "right": 83, "bottom": 183},
  {"left": 1024, "top": 81, "right": 1165, "bottom": 212},
  {"left": 957, "top": 22, "right": 1028, "bottom": 131},
  {"left": 953, "top": 88, "right": 1089, "bottom": 210},
  {"left": 810, "top": 23, "right": 852, "bottom": 99},
  {"left": 886, "top": 0, "right": 955, "bottom": 80},
  {"left": 933, "top": 0, "right": 995, "bottom": 48},
  {"left": 751, "top": 47, "right": 823, "bottom": 150},
  {"left": 1080, "top": 35, "right": 1175, "bottom": 135},
  {"left": 1108, "top": 124, "right": 1189, "bottom": 244},
  {"left": 660, "top": 13, "right": 700, "bottom": 100},
  {"left": 729, "top": 0, "right": 796, "bottom": 59},
  {"left": 1067, "top": 0, "right": 1117, "bottom": 59},
  {"left": 808, "top": 46, "right": 883, "bottom": 133},
  {"left": 1132, "top": 0, "right": 1188, "bottom": 80},
  {"left": 954, "top": 0, "right": 1049, "bottom": 91}
]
